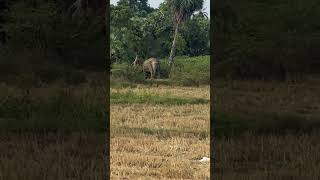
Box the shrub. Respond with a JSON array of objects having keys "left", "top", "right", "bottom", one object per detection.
[
  {"left": 111, "top": 63, "right": 145, "bottom": 83},
  {"left": 170, "top": 56, "right": 210, "bottom": 86},
  {"left": 110, "top": 56, "right": 210, "bottom": 86},
  {"left": 159, "top": 60, "right": 170, "bottom": 78}
]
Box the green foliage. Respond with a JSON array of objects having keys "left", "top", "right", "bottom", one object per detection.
[
  {"left": 110, "top": 56, "right": 210, "bottom": 86},
  {"left": 111, "top": 1, "right": 157, "bottom": 63},
  {"left": 111, "top": 0, "right": 209, "bottom": 63},
  {"left": 159, "top": 60, "right": 170, "bottom": 78},
  {"left": 167, "top": 0, "right": 204, "bottom": 22},
  {"left": 170, "top": 56, "right": 210, "bottom": 86},
  {"left": 180, "top": 12, "right": 210, "bottom": 56},
  {"left": 111, "top": 63, "right": 146, "bottom": 83}
]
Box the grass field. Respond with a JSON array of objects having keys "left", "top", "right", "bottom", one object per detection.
[{"left": 110, "top": 85, "right": 210, "bottom": 179}]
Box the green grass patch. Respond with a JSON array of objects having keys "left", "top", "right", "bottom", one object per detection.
[
  {"left": 111, "top": 63, "right": 145, "bottom": 84},
  {"left": 111, "top": 91, "right": 209, "bottom": 105},
  {"left": 170, "top": 56, "right": 210, "bottom": 86},
  {"left": 111, "top": 55, "right": 210, "bottom": 86}
]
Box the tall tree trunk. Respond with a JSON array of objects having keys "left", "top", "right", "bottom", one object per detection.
[{"left": 168, "top": 21, "right": 180, "bottom": 72}]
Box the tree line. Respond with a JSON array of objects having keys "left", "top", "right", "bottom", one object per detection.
[
  {"left": 110, "top": 0, "right": 210, "bottom": 66},
  {"left": 4, "top": 0, "right": 316, "bottom": 82}
]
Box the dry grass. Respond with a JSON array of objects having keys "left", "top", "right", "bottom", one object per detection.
[{"left": 110, "top": 85, "right": 210, "bottom": 179}]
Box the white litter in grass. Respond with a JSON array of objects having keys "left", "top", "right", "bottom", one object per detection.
[{"left": 199, "top": 157, "right": 210, "bottom": 162}]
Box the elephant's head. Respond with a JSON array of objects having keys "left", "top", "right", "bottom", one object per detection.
[{"left": 132, "top": 55, "right": 143, "bottom": 66}]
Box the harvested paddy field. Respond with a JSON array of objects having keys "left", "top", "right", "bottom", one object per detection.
[{"left": 110, "top": 85, "right": 210, "bottom": 179}]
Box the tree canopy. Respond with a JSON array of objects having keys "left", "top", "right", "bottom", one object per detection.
[{"left": 110, "top": 0, "right": 210, "bottom": 64}]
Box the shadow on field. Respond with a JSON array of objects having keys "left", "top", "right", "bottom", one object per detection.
[{"left": 113, "top": 126, "right": 209, "bottom": 139}]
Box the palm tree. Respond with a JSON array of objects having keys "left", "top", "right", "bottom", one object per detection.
[{"left": 167, "top": 0, "right": 204, "bottom": 69}]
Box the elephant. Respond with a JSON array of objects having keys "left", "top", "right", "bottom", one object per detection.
[{"left": 133, "top": 56, "right": 160, "bottom": 79}]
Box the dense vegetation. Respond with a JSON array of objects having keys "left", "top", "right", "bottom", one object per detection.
[
  {"left": 213, "top": 0, "right": 320, "bottom": 80},
  {"left": 110, "top": 0, "right": 210, "bottom": 64},
  {"left": 111, "top": 56, "right": 210, "bottom": 86}
]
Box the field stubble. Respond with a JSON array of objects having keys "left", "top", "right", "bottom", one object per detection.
[{"left": 111, "top": 85, "right": 210, "bottom": 179}]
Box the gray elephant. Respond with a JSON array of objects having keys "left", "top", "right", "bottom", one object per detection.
[{"left": 132, "top": 56, "right": 160, "bottom": 79}]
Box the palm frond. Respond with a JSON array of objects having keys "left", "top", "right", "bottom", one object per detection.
[{"left": 168, "top": 0, "right": 204, "bottom": 23}]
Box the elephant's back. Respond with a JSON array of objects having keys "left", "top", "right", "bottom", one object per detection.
[{"left": 144, "top": 57, "right": 159, "bottom": 65}]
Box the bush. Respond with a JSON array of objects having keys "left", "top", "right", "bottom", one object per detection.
[
  {"left": 111, "top": 63, "right": 145, "bottom": 83},
  {"left": 159, "top": 60, "right": 170, "bottom": 78},
  {"left": 110, "top": 56, "right": 210, "bottom": 86},
  {"left": 170, "top": 56, "right": 210, "bottom": 86}
]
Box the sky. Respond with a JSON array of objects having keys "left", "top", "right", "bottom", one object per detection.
[{"left": 110, "top": 0, "right": 210, "bottom": 17}]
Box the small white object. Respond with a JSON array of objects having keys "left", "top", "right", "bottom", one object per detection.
[{"left": 199, "top": 157, "right": 210, "bottom": 162}]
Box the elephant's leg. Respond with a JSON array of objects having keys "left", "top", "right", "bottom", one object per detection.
[
  {"left": 150, "top": 70, "right": 154, "bottom": 79},
  {"left": 143, "top": 69, "right": 147, "bottom": 79},
  {"left": 153, "top": 65, "right": 157, "bottom": 79},
  {"left": 157, "top": 64, "right": 160, "bottom": 79},
  {"left": 149, "top": 66, "right": 154, "bottom": 79},
  {"left": 153, "top": 64, "right": 158, "bottom": 79}
]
